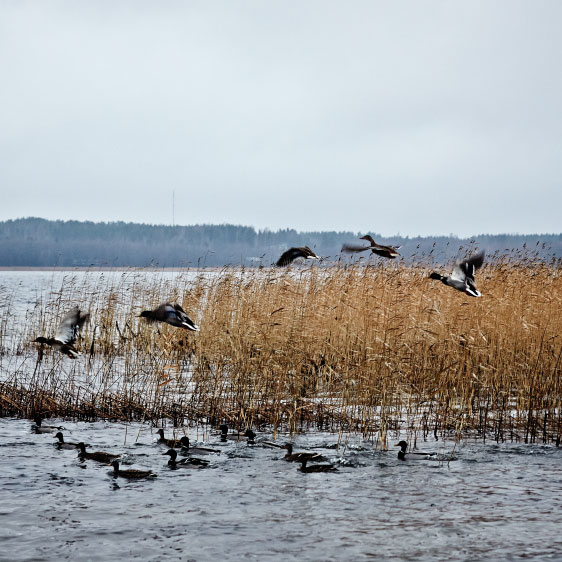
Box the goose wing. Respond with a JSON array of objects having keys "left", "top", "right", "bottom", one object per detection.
[
  {"left": 158, "top": 303, "right": 177, "bottom": 317},
  {"left": 459, "top": 251, "right": 485, "bottom": 281},
  {"left": 450, "top": 252, "right": 485, "bottom": 283},
  {"left": 371, "top": 242, "right": 401, "bottom": 258},
  {"left": 171, "top": 304, "right": 199, "bottom": 331},
  {"left": 341, "top": 243, "right": 372, "bottom": 254},
  {"left": 54, "top": 308, "right": 89, "bottom": 345},
  {"left": 276, "top": 247, "right": 317, "bottom": 266}
]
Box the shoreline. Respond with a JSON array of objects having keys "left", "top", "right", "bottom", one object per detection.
[{"left": 0, "top": 266, "right": 230, "bottom": 272}]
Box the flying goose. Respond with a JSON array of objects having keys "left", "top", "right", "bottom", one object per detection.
[
  {"left": 139, "top": 303, "right": 199, "bottom": 331},
  {"left": 342, "top": 235, "right": 401, "bottom": 259},
  {"left": 110, "top": 460, "right": 156, "bottom": 479},
  {"left": 429, "top": 251, "right": 485, "bottom": 297},
  {"left": 276, "top": 246, "right": 321, "bottom": 267},
  {"left": 34, "top": 308, "right": 90, "bottom": 358}
]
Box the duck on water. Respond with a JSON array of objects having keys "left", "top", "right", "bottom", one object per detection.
[
  {"left": 156, "top": 428, "right": 184, "bottom": 448},
  {"left": 32, "top": 415, "right": 63, "bottom": 433},
  {"left": 53, "top": 432, "right": 84, "bottom": 450},
  {"left": 180, "top": 437, "right": 220, "bottom": 455},
  {"left": 163, "top": 449, "right": 209, "bottom": 469},
  {"left": 110, "top": 461, "right": 156, "bottom": 479},
  {"left": 77, "top": 442, "right": 119, "bottom": 463},
  {"left": 283, "top": 443, "right": 324, "bottom": 463},
  {"left": 395, "top": 441, "right": 437, "bottom": 461},
  {"left": 299, "top": 458, "right": 338, "bottom": 473}
]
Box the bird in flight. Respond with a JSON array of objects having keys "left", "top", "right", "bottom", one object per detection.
[
  {"left": 429, "top": 251, "right": 485, "bottom": 297},
  {"left": 276, "top": 246, "right": 321, "bottom": 266},
  {"left": 341, "top": 235, "right": 401, "bottom": 259},
  {"left": 34, "top": 308, "right": 90, "bottom": 358},
  {"left": 139, "top": 303, "right": 199, "bottom": 331}
]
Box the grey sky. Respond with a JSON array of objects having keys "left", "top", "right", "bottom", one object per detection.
[{"left": 1, "top": 1, "right": 561, "bottom": 237}]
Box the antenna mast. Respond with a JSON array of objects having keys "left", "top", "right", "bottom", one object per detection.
[{"left": 172, "top": 190, "right": 175, "bottom": 227}]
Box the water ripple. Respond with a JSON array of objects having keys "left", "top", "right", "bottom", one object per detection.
[{"left": 1, "top": 418, "right": 562, "bottom": 561}]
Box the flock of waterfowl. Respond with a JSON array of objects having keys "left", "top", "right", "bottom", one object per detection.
[
  {"left": 32, "top": 234, "right": 485, "bottom": 358},
  {"left": 26, "top": 233, "right": 477, "bottom": 476},
  {"left": 275, "top": 235, "right": 485, "bottom": 297},
  {"left": 31, "top": 414, "right": 435, "bottom": 480}
]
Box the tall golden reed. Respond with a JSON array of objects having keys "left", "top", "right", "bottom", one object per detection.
[{"left": 0, "top": 260, "right": 560, "bottom": 446}]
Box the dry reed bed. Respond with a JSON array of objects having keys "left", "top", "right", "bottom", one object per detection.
[{"left": 0, "top": 262, "right": 561, "bottom": 445}]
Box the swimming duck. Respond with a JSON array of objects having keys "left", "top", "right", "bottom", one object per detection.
[
  {"left": 219, "top": 424, "right": 241, "bottom": 442},
  {"left": 139, "top": 303, "right": 199, "bottom": 331},
  {"left": 34, "top": 308, "right": 90, "bottom": 358},
  {"left": 395, "top": 440, "right": 436, "bottom": 461},
  {"left": 156, "top": 428, "right": 183, "bottom": 448},
  {"left": 276, "top": 246, "right": 321, "bottom": 267},
  {"left": 283, "top": 443, "right": 324, "bottom": 463},
  {"left": 429, "top": 251, "right": 485, "bottom": 297},
  {"left": 32, "top": 415, "right": 63, "bottom": 433},
  {"left": 243, "top": 429, "right": 257, "bottom": 445},
  {"left": 53, "top": 432, "right": 83, "bottom": 450},
  {"left": 163, "top": 449, "right": 209, "bottom": 468},
  {"left": 110, "top": 460, "right": 156, "bottom": 479},
  {"left": 342, "top": 235, "right": 401, "bottom": 259},
  {"left": 299, "top": 458, "right": 338, "bottom": 473},
  {"left": 77, "top": 442, "right": 119, "bottom": 463},
  {"left": 180, "top": 437, "right": 220, "bottom": 456}
]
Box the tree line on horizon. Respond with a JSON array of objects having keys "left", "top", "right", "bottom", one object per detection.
[{"left": 0, "top": 217, "right": 560, "bottom": 268}]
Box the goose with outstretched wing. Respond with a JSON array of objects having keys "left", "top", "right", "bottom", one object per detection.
[
  {"left": 342, "top": 235, "right": 401, "bottom": 259},
  {"left": 34, "top": 308, "right": 90, "bottom": 358},
  {"left": 276, "top": 246, "right": 321, "bottom": 267},
  {"left": 139, "top": 303, "right": 199, "bottom": 331},
  {"left": 429, "top": 251, "right": 485, "bottom": 297}
]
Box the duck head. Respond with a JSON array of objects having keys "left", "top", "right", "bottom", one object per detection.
[
  {"left": 360, "top": 235, "right": 375, "bottom": 245},
  {"left": 163, "top": 449, "right": 177, "bottom": 460}
]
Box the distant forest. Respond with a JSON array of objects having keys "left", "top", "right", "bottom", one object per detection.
[{"left": 1, "top": 218, "right": 561, "bottom": 267}]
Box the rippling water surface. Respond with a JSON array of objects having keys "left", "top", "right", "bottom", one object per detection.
[{"left": 1, "top": 418, "right": 562, "bottom": 561}]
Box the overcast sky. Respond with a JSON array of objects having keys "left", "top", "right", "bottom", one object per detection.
[{"left": 1, "top": 2, "right": 561, "bottom": 237}]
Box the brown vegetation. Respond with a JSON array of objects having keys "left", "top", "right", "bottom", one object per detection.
[{"left": 1, "top": 260, "right": 561, "bottom": 446}]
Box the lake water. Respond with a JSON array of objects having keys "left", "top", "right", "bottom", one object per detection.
[
  {"left": 1, "top": 418, "right": 562, "bottom": 561},
  {"left": 1, "top": 271, "right": 562, "bottom": 561}
]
